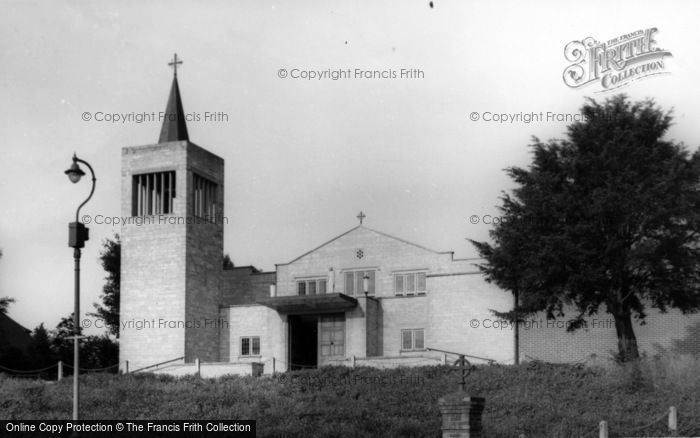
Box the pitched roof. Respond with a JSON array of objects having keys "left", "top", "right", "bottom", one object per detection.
[
  {"left": 279, "top": 225, "right": 453, "bottom": 265},
  {"left": 0, "top": 312, "right": 32, "bottom": 354},
  {"left": 158, "top": 75, "right": 189, "bottom": 143}
]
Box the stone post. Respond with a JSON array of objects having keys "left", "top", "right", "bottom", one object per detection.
[
  {"left": 668, "top": 407, "right": 677, "bottom": 434},
  {"left": 437, "top": 392, "right": 485, "bottom": 438}
]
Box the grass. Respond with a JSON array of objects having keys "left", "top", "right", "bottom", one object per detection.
[{"left": 1, "top": 355, "right": 699, "bottom": 437}]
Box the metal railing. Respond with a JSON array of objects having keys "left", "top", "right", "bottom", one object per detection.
[{"left": 129, "top": 356, "right": 185, "bottom": 374}]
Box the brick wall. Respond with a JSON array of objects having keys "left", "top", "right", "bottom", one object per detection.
[
  {"left": 222, "top": 267, "right": 276, "bottom": 306},
  {"left": 519, "top": 303, "right": 700, "bottom": 363}
]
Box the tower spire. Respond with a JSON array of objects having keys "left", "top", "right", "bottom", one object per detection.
[{"left": 158, "top": 53, "right": 189, "bottom": 143}]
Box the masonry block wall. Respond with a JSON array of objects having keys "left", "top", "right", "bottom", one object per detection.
[
  {"left": 222, "top": 267, "right": 276, "bottom": 306},
  {"left": 276, "top": 227, "right": 464, "bottom": 298},
  {"left": 120, "top": 142, "right": 189, "bottom": 370},
  {"left": 275, "top": 226, "right": 515, "bottom": 362},
  {"left": 365, "top": 297, "right": 380, "bottom": 356},
  {"left": 345, "top": 299, "right": 369, "bottom": 358},
  {"left": 428, "top": 271, "right": 514, "bottom": 364},
  {"left": 184, "top": 143, "right": 224, "bottom": 362},
  {"left": 220, "top": 305, "right": 285, "bottom": 373},
  {"left": 519, "top": 303, "right": 700, "bottom": 363},
  {"left": 120, "top": 141, "right": 224, "bottom": 369},
  {"left": 219, "top": 305, "right": 268, "bottom": 362}
]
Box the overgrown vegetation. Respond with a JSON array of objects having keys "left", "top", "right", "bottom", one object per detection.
[{"left": 2, "top": 358, "right": 699, "bottom": 437}]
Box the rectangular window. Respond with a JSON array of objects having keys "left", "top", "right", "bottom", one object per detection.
[
  {"left": 241, "top": 336, "right": 260, "bottom": 356},
  {"left": 395, "top": 275, "right": 404, "bottom": 294},
  {"left": 393, "top": 272, "right": 427, "bottom": 296},
  {"left": 417, "top": 273, "right": 426, "bottom": 292},
  {"left": 193, "top": 173, "right": 217, "bottom": 218},
  {"left": 401, "top": 329, "right": 425, "bottom": 351},
  {"left": 406, "top": 274, "right": 415, "bottom": 294},
  {"left": 132, "top": 171, "right": 176, "bottom": 216},
  {"left": 414, "top": 329, "right": 424, "bottom": 349},
  {"left": 345, "top": 272, "right": 354, "bottom": 295},
  {"left": 296, "top": 278, "right": 328, "bottom": 296},
  {"left": 402, "top": 330, "right": 413, "bottom": 350},
  {"left": 343, "top": 270, "right": 375, "bottom": 296}
]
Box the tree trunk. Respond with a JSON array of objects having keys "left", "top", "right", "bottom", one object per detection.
[{"left": 612, "top": 311, "right": 640, "bottom": 362}]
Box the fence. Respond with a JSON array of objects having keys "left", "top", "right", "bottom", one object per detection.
[
  {"left": 0, "top": 361, "right": 120, "bottom": 380},
  {"left": 572, "top": 406, "right": 700, "bottom": 438}
]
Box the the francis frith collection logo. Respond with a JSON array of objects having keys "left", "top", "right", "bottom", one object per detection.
[{"left": 563, "top": 28, "right": 672, "bottom": 91}]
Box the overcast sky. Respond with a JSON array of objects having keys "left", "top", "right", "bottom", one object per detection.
[{"left": 1, "top": 0, "right": 699, "bottom": 333}]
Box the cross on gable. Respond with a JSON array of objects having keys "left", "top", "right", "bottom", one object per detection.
[
  {"left": 168, "top": 53, "right": 183, "bottom": 77},
  {"left": 357, "top": 211, "right": 366, "bottom": 225}
]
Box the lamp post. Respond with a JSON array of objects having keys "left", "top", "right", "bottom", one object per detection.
[{"left": 64, "top": 153, "right": 96, "bottom": 422}]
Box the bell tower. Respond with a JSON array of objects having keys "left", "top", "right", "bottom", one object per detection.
[{"left": 119, "top": 54, "right": 224, "bottom": 371}]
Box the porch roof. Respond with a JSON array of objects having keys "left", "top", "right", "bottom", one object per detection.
[{"left": 256, "top": 293, "right": 358, "bottom": 315}]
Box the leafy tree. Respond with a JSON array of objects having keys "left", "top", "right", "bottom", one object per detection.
[
  {"left": 91, "top": 235, "right": 120, "bottom": 337},
  {"left": 29, "top": 323, "right": 54, "bottom": 368},
  {"left": 471, "top": 95, "right": 700, "bottom": 362},
  {"left": 0, "top": 297, "right": 14, "bottom": 315},
  {"left": 50, "top": 313, "right": 80, "bottom": 364},
  {"left": 0, "top": 249, "right": 14, "bottom": 315},
  {"left": 223, "top": 254, "right": 234, "bottom": 270},
  {"left": 50, "top": 313, "right": 118, "bottom": 371}
]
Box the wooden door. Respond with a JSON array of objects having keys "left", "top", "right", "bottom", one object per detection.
[{"left": 318, "top": 314, "right": 345, "bottom": 366}]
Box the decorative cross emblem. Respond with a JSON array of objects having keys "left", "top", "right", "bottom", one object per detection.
[
  {"left": 453, "top": 355, "right": 472, "bottom": 392},
  {"left": 357, "top": 211, "right": 366, "bottom": 225},
  {"left": 168, "top": 53, "right": 183, "bottom": 77}
]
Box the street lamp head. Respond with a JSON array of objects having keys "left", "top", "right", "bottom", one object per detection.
[
  {"left": 65, "top": 155, "right": 85, "bottom": 184},
  {"left": 363, "top": 273, "right": 370, "bottom": 296}
]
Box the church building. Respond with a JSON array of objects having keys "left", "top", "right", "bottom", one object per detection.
[{"left": 118, "top": 58, "right": 700, "bottom": 376}]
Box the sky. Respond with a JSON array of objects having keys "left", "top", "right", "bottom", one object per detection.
[{"left": 1, "top": 0, "right": 699, "bottom": 333}]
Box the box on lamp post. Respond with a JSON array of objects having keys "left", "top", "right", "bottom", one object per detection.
[{"left": 68, "top": 222, "right": 89, "bottom": 248}]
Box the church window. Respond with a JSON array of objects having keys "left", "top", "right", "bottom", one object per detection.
[
  {"left": 241, "top": 336, "right": 260, "bottom": 356},
  {"left": 394, "top": 272, "right": 427, "bottom": 296},
  {"left": 344, "top": 270, "right": 375, "bottom": 296},
  {"left": 132, "top": 171, "right": 176, "bottom": 216},
  {"left": 297, "top": 278, "right": 327, "bottom": 296},
  {"left": 401, "top": 329, "right": 425, "bottom": 351},
  {"left": 193, "top": 173, "right": 217, "bottom": 218}
]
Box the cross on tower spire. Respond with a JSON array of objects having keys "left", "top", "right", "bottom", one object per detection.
[
  {"left": 357, "top": 211, "right": 366, "bottom": 225},
  {"left": 159, "top": 53, "right": 189, "bottom": 143},
  {"left": 168, "top": 53, "right": 183, "bottom": 77}
]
